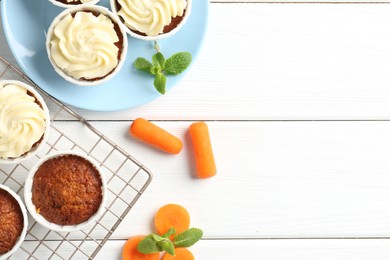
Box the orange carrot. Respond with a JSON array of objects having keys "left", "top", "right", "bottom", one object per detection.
[
  {"left": 155, "top": 204, "right": 190, "bottom": 236},
  {"left": 189, "top": 122, "right": 217, "bottom": 178},
  {"left": 122, "top": 236, "right": 160, "bottom": 260},
  {"left": 162, "top": 248, "right": 195, "bottom": 260},
  {"left": 130, "top": 118, "right": 183, "bottom": 154}
]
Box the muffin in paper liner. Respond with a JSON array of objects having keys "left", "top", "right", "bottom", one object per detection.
[
  {"left": 46, "top": 5, "right": 128, "bottom": 86},
  {"left": 0, "top": 80, "right": 50, "bottom": 164},
  {"left": 48, "top": 0, "right": 101, "bottom": 9},
  {"left": 0, "top": 184, "right": 28, "bottom": 259},
  {"left": 110, "top": 0, "right": 192, "bottom": 41},
  {"left": 24, "top": 150, "right": 107, "bottom": 232}
]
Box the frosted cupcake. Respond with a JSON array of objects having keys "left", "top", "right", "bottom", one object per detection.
[
  {"left": 110, "top": 0, "right": 192, "bottom": 40},
  {"left": 46, "top": 6, "right": 128, "bottom": 86},
  {"left": 0, "top": 80, "right": 50, "bottom": 164},
  {"left": 48, "top": 0, "right": 101, "bottom": 9}
]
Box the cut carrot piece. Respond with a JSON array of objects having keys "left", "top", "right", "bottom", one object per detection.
[
  {"left": 155, "top": 204, "right": 190, "bottom": 236},
  {"left": 162, "top": 248, "right": 195, "bottom": 260},
  {"left": 130, "top": 118, "right": 183, "bottom": 154},
  {"left": 122, "top": 236, "right": 160, "bottom": 260},
  {"left": 189, "top": 122, "right": 217, "bottom": 178}
]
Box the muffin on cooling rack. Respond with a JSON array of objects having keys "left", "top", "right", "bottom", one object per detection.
[
  {"left": 0, "top": 80, "right": 50, "bottom": 164},
  {"left": 48, "top": 0, "right": 101, "bottom": 8},
  {"left": 0, "top": 185, "right": 28, "bottom": 259},
  {"left": 110, "top": 0, "right": 192, "bottom": 40},
  {"left": 46, "top": 6, "right": 128, "bottom": 86},
  {"left": 25, "top": 151, "right": 107, "bottom": 232}
]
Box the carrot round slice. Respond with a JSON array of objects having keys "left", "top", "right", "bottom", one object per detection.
[
  {"left": 122, "top": 236, "right": 160, "bottom": 260},
  {"left": 162, "top": 248, "right": 195, "bottom": 260},
  {"left": 155, "top": 204, "right": 190, "bottom": 236}
]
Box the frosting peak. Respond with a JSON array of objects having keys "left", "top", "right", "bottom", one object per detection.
[{"left": 117, "top": 0, "right": 187, "bottom": 36}]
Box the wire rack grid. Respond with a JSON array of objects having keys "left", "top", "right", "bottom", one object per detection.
[{"left": 0, "top": 56, "right": 153, "bottom": 259}]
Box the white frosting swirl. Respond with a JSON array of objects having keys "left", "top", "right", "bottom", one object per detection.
[
  {"left": 50, "top": 12, "right": 120, "bottom": 80},
  {"left": 0, "top": 84, "right": 46, "bottom": 159},
  {"left": 117, "top": 0, "right": 187, "bottom": 36}
]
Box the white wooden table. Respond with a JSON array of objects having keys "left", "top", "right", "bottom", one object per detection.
[{"left": 3, "top": 0, "right": 390, "bottom": 259}]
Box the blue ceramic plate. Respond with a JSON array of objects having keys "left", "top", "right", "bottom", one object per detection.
[{"left": 1, "top": 0, "right": 208, "bottom": 111}]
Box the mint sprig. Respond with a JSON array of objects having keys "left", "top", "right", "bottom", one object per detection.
[
  {"left": 137, "top": 227, "right": 203, "bottom": 256},
  {"left": 134, "top": 41, "right": 192, "bottom": 95}
]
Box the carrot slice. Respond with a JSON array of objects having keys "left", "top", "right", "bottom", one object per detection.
[
  {"left": 162, "top": 248, "right": 195, "bottom": 260},
  {"left": 155, "top": 204, "right": 190, "bottom": 236},
  {"left": 189, "top": 122, "right": 217, "bottom": 178},
  {"left": 122, "top": 236, "right": 160, "bottom": 260},
  {"left": 130, "top": 118, "right": 183, "bottom": 154}
]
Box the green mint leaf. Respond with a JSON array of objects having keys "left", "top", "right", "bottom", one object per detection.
[
  {"left": 152, "top": 52, "right": 165, "bottom": 70},
  {"left": 173, "top": 228, "right": 203, "bottom": 248},
  {"left": 162, "top": 228, "right": 176, "bottom": 238},
  {"left": 137, "top": 235, "right": 162, "bottom": 254},
  {"left": 158, "top": 240, "right": 175, "bottom": 256},
  {"left": 154, "top": 72, "right": 166, "bottom": 95},
  {"left": 134, "top": 58, "right": 153, "bottom": 74},
  {"left": 151, "top": 234, "right": 166, "bottom": 242},
  {"left": 165, "top": 52, "right": 192, "bottom": 75}
]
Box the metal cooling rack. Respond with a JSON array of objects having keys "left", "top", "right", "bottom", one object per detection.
[{"left": 0, "top": 56, "right": 153, "bottom": 259}]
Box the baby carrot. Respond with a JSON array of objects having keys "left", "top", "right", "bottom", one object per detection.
[
  {"left": 155, "top": 204, "right": 190, "bottom": 236},
  {"left": 130, "top": 118, "right": 183, "bottom": 154},
  {"left": 162, "top": 248, "right": 194, "bottom": 260},
  {"left": 189, "top": 122, "right": 216, "bottom": 178},
  {"left": 122, "top": 236, "right": 159, "bottom": 260}
]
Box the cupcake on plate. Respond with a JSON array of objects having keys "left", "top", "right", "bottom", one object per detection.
[
  {"left": 24, "top": 151, "right": 107, "bottom": 232},
  {"left": 46, "top": 6, "right": 128, "bottom": 86},
  {"left": 48, "top": 0, "right": 101, "bottom": 9},
  {"left": 0, "top": 80, "right": 50, "bottom": 164},
  {"left": 110, "top": 0, "right": 192, "bottom": 40},
  {"left": 0, "top": 185, "right": 28, "bottom": 259}
]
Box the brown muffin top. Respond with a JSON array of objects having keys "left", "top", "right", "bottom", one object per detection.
[
  {"left": 0, "top": 189, "right": 24, "bottom": 255},
  {"left": 32, "top": 155, "right": 103, "bottom": 226}
]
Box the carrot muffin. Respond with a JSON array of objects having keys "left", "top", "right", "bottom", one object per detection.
[
  {"left": 49, "top": 0, "right": 101, "bottom": 8},
  {"left": 0, "top": 82, "right": 47, "bottom": 160},
  {"left": 31, "top": 154, "right": 103, "bottom": 225},
  {"left": 0, "top": 189, "right": 24, "bottom": 255},
  {"left": 54, "top": 0, "right": 95, "bottom": 5},
  {"left": 47, "top": 7, "right": 127, "bottom": 84},
  {"left": 113, "top": 0, "right": 189, "bottom": 37}
]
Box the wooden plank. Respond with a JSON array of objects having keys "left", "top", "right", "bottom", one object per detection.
[
  {"left": 30, "top": 121, "right": 390, "bottom": 239},
  {"left": 212, "top": 0, "right": 390, "bottom": 2},
  {"left": 96, "top": 239, "right": 390, "bottom": 260},
  {"left": 53, "top": 4, "right": 390, "bottom": 120},
  {"left": 4, "top": 5, "right": 390, "bottom": 119},
  {"left": 11, "top": 239, "right": 390, "bottom": 259}
]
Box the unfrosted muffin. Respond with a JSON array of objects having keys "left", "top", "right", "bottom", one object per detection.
[
  {"left": 31, "top": 154, "right": 103, "bottom": 225},
  {"left": 110, "top": 0, "right": 192, "bottom": 40},
  {"left": 0, "top": 80, "right": 50, "bottom": 164},
  {"left": 0, "top": 190, "right": 24, "bottom": 255},
  {"left": 0, "top": 185, "right": 27, "bottom": 258},
  {"left": 46, "top": 6, "right": 128, "bottom": 86}
]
